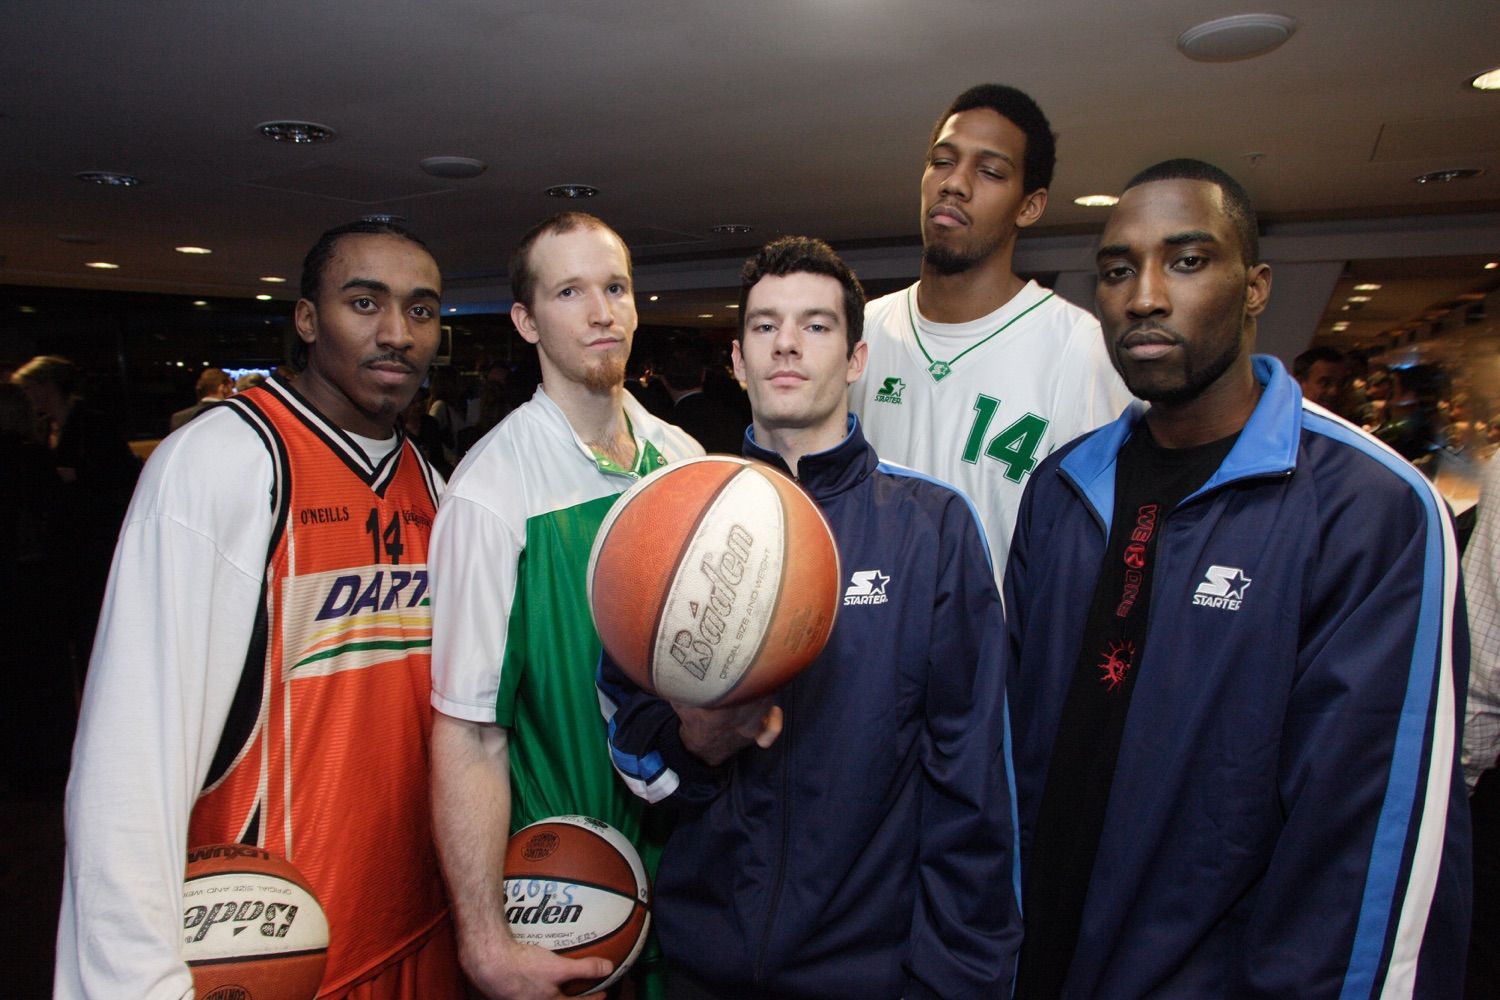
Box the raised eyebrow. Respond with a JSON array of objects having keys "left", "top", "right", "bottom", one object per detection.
[
  {"left": 928, "top": 140, "right": 1016, "bottom": 168},
  {"left": 408, "top": 286, "right": 441, "bottom": 305},
  {"left": 744, "top": 307, "right": 780, "bottom": 325},
  {"left": 800, "top": 308, "right": 841, "bottom": 325}
]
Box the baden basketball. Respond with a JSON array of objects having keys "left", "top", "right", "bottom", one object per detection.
[
  {"left": 181, "top": 843, "right": 329, "bottom": 1000},
  {"left": 503, "top": 816, "right": 651, "bottom": 996},
  {"left": 588, "top": 456, "right": 840, "bottom": 707}
]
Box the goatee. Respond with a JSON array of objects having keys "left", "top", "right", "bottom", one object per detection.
[{"left": 583, "top": 357, "right": 627, "bottom": 394}]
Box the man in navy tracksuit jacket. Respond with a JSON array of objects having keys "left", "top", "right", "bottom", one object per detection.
[
  {"left": 1008, "top": 160, "right": 1469, "bottom": 998},
  {"left": 600, "top": 238, "right": 1020, "bottom": 999}
]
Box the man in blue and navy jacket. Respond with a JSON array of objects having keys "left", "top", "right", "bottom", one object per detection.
[
  {"left": 600, "top": 236, "right": 1021, "bottom": 999},
  {"left": 1007, "top": 159, "right": 1470, "bottom": 998}
]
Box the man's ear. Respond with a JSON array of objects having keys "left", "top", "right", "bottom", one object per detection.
[
  {"left": 845, "top": 340, "right": 869, "bottom": 385},
  {"left": 1015, "top": 186, "right": 1048, "bottom": 230},
  {"left": 511, "top": 301, "right": 540, "bottom": 345},
  {"left": 1245, "top": 263, "right": 1272, "bottom": 318},
  {"left": 294, "top": 299, "right": 318, "bottom": 346}
]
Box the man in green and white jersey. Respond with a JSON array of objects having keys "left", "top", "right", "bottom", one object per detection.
[
  {"left": 429, "top": 212, "right": 702, "bottom": 1000},
  {"left": 851, "top": 84, "right": 1132, "bottom": 575}
]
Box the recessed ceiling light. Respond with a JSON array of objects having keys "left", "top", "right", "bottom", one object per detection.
[
  {"left": 649, "top": 295, "right": 660, "bottom": 302},
  {"left": 175, "top": 246, "right": 212, "bottom": 255},
  {"left": 192, "top": 300, "right": 208, "bottom": 307},
  {"left": 176, "top": 361, "right": 185, "bottom": 368},
  {"left": 1486, "top": 262, "right": 1499, "bottom": 270},
  {"left": 260, "top": 276, "right": 287, "bottom": 284},
  {"left": 448, "top": 307, "right": 458, "bottom": 313},
  {"left": 697, "top": 313, "right": 713, "bottom": 319},
  {"left": 1347, "top": 295, "right": 1372, "bottom": 303},
  {"left": 712, "top": 224, "right": 753, "bottom": 235},
  {"left": 545, "top": 184, "right": 599, "bottom": 199},
  {"left": 1332, "top": 322, "right": 1350, "bottom": 332},
  {"left": 726, "top": 304, "right": 739, "bottom": 309},
  {"left": 255, "top": 294, "right": 273, "bottom": 301},
  {"left": 1073, "top": 194, "right": 1119, "bottom": 207},
  {"left": 1414, "top": 168, "right": 1484, "bottom": 184},
  {"left": 85, "top": 261, "right": 120, "bottom": 269},
  {"left": 1471, "top": 68, "right": 1500, "bottom": 91},
  {"left": 19, "top": 306, "right": 37, "bottom": 315},
  {"left": 361, "top": 213, "right": 406, "bottom": 224},
  {"left": 1353, "top": 283, "right": 1382, "bottom": 292},
  {"left": 420, "top": 156, "right": 487, "bottom": 179},
  {"left": 256, "top": 120, "right": 337, "bottom": 144},
  {"left": 1177, "top": 14, "right": 1297, "bottom": 63},
  {"left": 76, "top": 170, "right": 140, "bottom": 187}
]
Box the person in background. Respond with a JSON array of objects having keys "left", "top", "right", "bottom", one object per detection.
[
  {"left": 0, "top": 382, "right": 71, "bottom": 797},
  {"left": 170, "top": 366, "right": 233, "bottom": 430},
  {"left": 1462, "top": 454, "right": 1500, "bottom": 998},
  {"left": 11, "top": 355, "right": 139, "bottom": 685},
  {"left": 1292, "top": 345, "right": 1347, "bottom": 413},
  {"left": 658, "top": 338, "right": 746, "bottom": 454},
  {"left": 235, "top": 371, "right": 267, "bottom": 392}
]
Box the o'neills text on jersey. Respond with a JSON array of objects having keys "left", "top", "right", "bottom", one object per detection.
[{"left": 299, "top": 505, "right": 350, "bottom": 524}]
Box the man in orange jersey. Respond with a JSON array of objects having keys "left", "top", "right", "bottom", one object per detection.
[{"left": 56, "top": 221, "right": 465, "bottom": 999}]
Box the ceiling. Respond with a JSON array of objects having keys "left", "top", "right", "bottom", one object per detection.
[{"left": 2, "top": 1, "right": 1498, "bottom": 332}]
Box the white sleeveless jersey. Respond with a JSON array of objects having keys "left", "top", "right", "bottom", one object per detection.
[{"left": 851, "top": 280, "right": 1133, "bottom": 577}]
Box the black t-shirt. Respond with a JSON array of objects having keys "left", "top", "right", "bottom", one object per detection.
[{"left": 1016, "top": 425, "right": 1238, "bottom": 999}]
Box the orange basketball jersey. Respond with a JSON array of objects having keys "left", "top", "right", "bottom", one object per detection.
[{"left": 190, "top": 379, "right": 449, "bottom": 994}]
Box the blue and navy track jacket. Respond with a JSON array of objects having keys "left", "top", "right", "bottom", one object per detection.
[
  {"left": 1006, "top": 355, "right": 1471, "bottom": 999},
  {"left": 600, "top": 416, "right": 1022, "bottom": 1000}
]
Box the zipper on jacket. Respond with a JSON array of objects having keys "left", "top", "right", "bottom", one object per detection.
[{"left": 752, "top": 717, "right": 793, "bottom": 983}]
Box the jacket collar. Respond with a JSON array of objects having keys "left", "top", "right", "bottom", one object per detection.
[
  {"left": 744, "top": 413, "right": 875, "bottom": 500},
  {"left": 1060, "top": 355, "right": 1302, "bottom": 522}
]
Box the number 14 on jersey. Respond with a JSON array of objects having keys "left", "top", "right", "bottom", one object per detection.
[{"left": 962, "top": 395, "right": 1049, "bottom": 483}]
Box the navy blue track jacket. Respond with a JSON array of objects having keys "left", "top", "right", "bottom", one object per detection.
[
  {"left": 1006, "top": 356, "right": 1470, "bottom": 998},
  {"left": 600, "top": 416, "right": 1021, "bottom": 999}
]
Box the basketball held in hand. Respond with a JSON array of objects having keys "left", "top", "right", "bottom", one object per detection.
[
  {"left": 181, "top": 843, "right": 329, "bottom": 1000},
  {"left": 588, "top": 456, "right": 840, "bottom": 708},
  {"left": 503, "top": 815, "right": 651, "bottom": 996}
]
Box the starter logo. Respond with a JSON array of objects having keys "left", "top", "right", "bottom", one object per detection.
[
  {"left": 873, "top": 377, "right": 906, "bottom": 405},
  {"left": 844, "top": 569, "right": 890, "bottom": 606},
  {"left": 1192, "top": 565, "right": 1252, "bottom": 611}
]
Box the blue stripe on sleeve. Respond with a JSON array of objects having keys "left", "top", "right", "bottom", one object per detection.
[{"left": 1300, "top": 410, "right": 1453, "bottom": 1000}]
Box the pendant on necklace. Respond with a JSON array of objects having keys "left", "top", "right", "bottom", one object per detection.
[{"left": 927, "top": 360, "right": 952, "bottom": 382}]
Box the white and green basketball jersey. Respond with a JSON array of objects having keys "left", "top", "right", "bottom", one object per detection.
[
  {"left": 430, "top": 386, "right": 703, "bottom": 870},
  {"left": 851, "top": 280, "right": 1133, "bottom": 576}
]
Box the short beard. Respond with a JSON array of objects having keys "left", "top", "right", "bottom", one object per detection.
[
  {"left": 582, "top": 356, "right": 627, "bottom": 394},
  {"left": 922, "top": 243, "right": 982, "bottom": 276},
  {"left": 1125, "top": 331, "right": 1242, "bottom": 406}
]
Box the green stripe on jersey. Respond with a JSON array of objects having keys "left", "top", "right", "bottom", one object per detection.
[{"left": 497, "top": 467, "right": 670, "bottom": 872}]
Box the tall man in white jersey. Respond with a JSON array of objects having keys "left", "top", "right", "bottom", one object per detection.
[{"left": 851, "top": 84, "right": 1132, "bottom": 573}]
